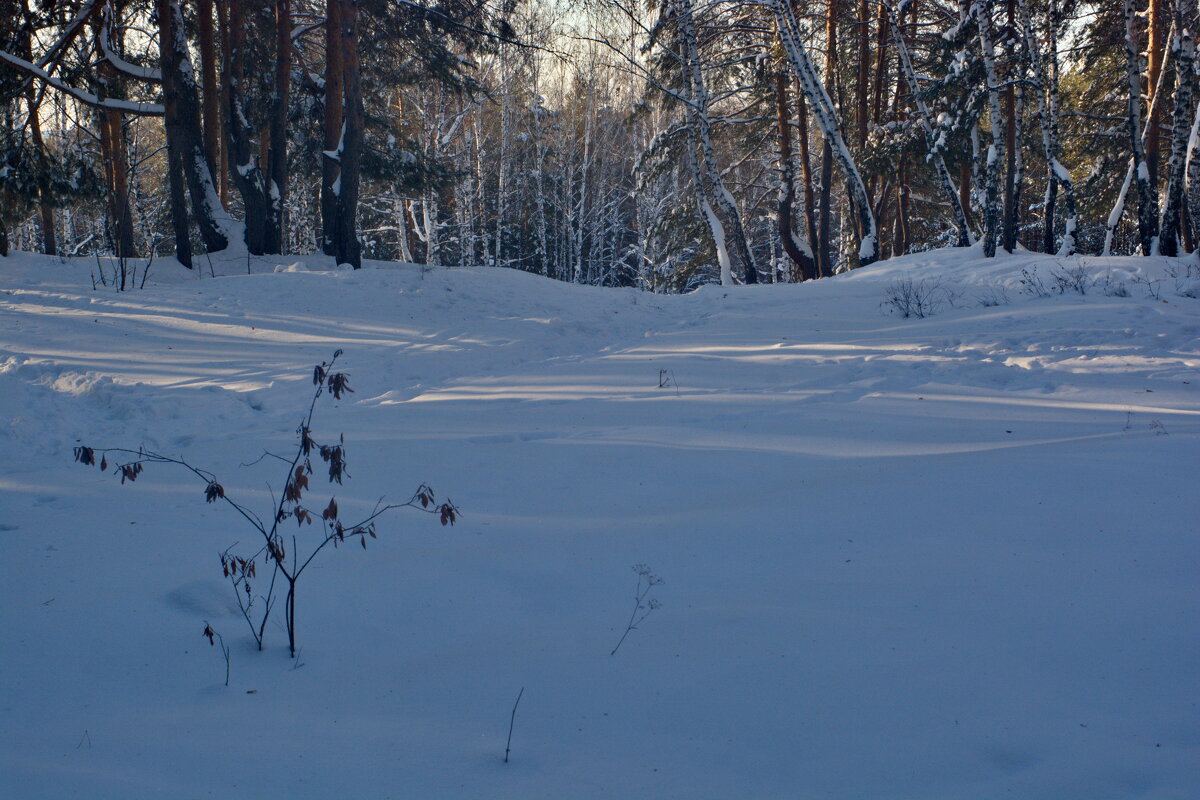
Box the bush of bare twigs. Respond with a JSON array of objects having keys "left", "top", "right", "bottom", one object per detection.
[{"left": 74, "top": 350, "right": 458, "bottom": 659}]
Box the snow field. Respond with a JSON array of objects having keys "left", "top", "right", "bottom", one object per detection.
[{"left": 1, "top": 247, "right": 1197, "bottom": 798}]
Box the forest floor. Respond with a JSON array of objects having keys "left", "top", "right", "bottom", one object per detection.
[{"left": 1, "top": 246, "right": 1198, "bottom": 799}]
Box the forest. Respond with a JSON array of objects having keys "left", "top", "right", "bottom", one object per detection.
[{"left": 3, "top": 0, "right": 1197, "bottom": 289}]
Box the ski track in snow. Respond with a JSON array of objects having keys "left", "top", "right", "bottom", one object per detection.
[{"left": 1, "top": 248, "right": 1197, "bottom": 799}]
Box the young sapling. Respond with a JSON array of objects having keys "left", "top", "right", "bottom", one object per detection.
[
  {"left": 610, "top": 564, "right": 663, "bottom": 656},
  {"left": 74, "top": 350, "right": 460, "bottom": 659},
  {"left": 203, "top": 622, "right": 230, "bottom": 686}
]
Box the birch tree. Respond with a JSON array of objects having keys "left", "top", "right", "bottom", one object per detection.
[
  {"left": 767, "top": 0, "right": 879, "bottom": 266},
  {"left": 973, "top": 0, "right": 1006, "bottom": 257},
  {"left": 1126, "top": 0, "right": 1159, "bottom": 254},
  {"left": 672, "top": 0, "right": 757, "bottom": 284},
  {"left": 1158, "top": 3, "right": 1195, "bottom": 256},
  {"left": 885, "top": 0, "right": 972, "bottom": 247},
  {"left": 1017, "top": 0, "right": 1077, "bottom": 255}
]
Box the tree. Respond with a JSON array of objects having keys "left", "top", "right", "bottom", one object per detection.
[
  {"left": 769, "top": 0, "right": 879, "bottom": 266},
  {"left": 1158, "top": 1, "right": 1195, "bottom": 256}
]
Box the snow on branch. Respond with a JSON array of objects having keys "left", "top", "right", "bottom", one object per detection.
[
  {"left": 36, "top": 0, "right": 102, "bottom": 71},
  {"left": 0, "top": 49, "right": 165, "bottom": 116},
  {"left": 99, "top": 4, "right": 162, "bottom": 82}
]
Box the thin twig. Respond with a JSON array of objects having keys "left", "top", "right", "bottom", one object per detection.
[{"left": 504, "top": 687, "right": 524, "bottom": 764}]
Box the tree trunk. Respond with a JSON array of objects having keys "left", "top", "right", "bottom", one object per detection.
[
  {"left": 268, "top": 0, "right": 291, "bottom": 254},
  {"left": 886, "top": 3, "right": 972, "bottom": 246},
  {"left": 18, "top": 0, "right": 57, "bottom": 256},
  {"left": 895, "top": 160, "right": 910, "bottom": 254},
  {"left": 198, "top": 0, "right": 221, "bottom": 190},
  {"left": 959, "top": 161, "right": 974, "bottom": 230},
  {"left": 1001, "top": 87, "right": 1025, "bottom": 252},
  {"left": 856, "top": 0, "right": 870, "bottom": 148},
  {"left": 1042, "top": 174, "right": 1058, "bottom": 253},
  {"left": 157, "top": 0, "right": 228, "bottom": 254},
  {"left": 770, "top": 0, "right": 878, "bottom": 266},
  {"left": 164, "top": 105, "right": 193, "bottom": 266},
  {"left": 1185, "top": 99, "right": 1200, "bottom": 248},
  {"left": 333, "top": 0, "right": 362, "bottom": 268},
  {"left": 1159, "top": 8, "right": 1195, "bottom": 257},
  {"left": 976, "top": 0, "right": 1006, "bottom": 257},
  {"left": 817, "top": 141, "right": 833, "bottom": 274},
  {"left": 817, "top": 0, "right": 838, "bottom": 272},
  {"left": 1019, "top": 0, "right": 1076, "bottom": 255},
  {"left": 223, "top": 0, "right": 271, "bottom": 254},
  {"left": 775, "top": 70, "right": 817, "bottom": 280},
  {"left": 90, "top": 9, "right": 137, "bottom": 259},
  {"left": 1146, "top": 0, "right": 1169, "bottom": 190},
  {"left": 215, "top": 0, "right": 230, "bottom": 204},
  {"left": 867, "top": 2, "right": 889, "bottom": 212},
  {"left": 1126, "top": 0, "right": 1160, "bottom": 254},
  {"left": 321, "top": 0, "right": 343, "bottom": 256},
  {"left": 1001, "top": 0, "right": 1017, "bottom": 252},
  {"left": 27, "top": 96, "right": 57, "bottom": 255},
  {"left": 100, "top": 104, "right": 137, "bottom": 259},
  {"left": 795, "top": 85, "right": 821, "bottom": 275},
  {"left": 675, "top": 0, "right": 756, "bottom": 284}
]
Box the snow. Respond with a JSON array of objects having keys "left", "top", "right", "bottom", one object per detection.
[
  {"left": 1, "top": 248, "right": 1197, "bottom": 799},
  {"left": 858, "top": 231, "right": 877, "bottom": 261},
  {"left": 0, "top": 49, "right": 165, "bottom": 116},
  {"left": 1105, "top": 163, "right": 1135, "bottom": 256},
  {"left": 699, "top": 198, "right": 732, "bottom": 287},
  {"left": 1051, "top": 158, "right": 1072, "bottom": 183},
  {"left": 99, "top": 5, "right": 162, "bottom": 83}
]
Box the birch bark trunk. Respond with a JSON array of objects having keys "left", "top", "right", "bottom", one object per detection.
[
  {"left": 1126, "top": 0, "right": 1160, "bottom": 254},
  {"left": 769, "top": 0, "right": 878, "bottom": 265},
  {"left": 975, "top": 0, "right": 1006, "bottom": 257},
  {"left": 1159, "top": 6, "right": 1195, "bottom": 257},
  {"left": 887, "top": 0, "right": 972, "bottom": 246},
  {"left": 674, "top": 0, "right": 757, "bottom": 283}
]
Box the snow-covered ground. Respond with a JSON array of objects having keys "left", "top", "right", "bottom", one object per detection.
[{"left": 1, "top": 247, "right": 1197, "bottom": 799}]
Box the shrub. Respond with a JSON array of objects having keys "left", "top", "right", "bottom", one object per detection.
[
  {"left": 75, "top": 350, "right": 458, "bottom": 658},
  {"left": 882, "top": 278, "right": 948, "bottom": 318},
  {"left": 1050, "top": 264, "right": 1092, "bottom": 295},
  {"left": 977, "top": 286, "right": 1011, "bottom": 307}
]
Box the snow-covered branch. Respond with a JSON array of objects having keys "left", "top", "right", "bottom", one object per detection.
[
  {"left": 98, "top": 4, "right": 162, "bottom": 82},
  {"left": 0, "top": 49, "right": 164, "bottom": 116}
]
